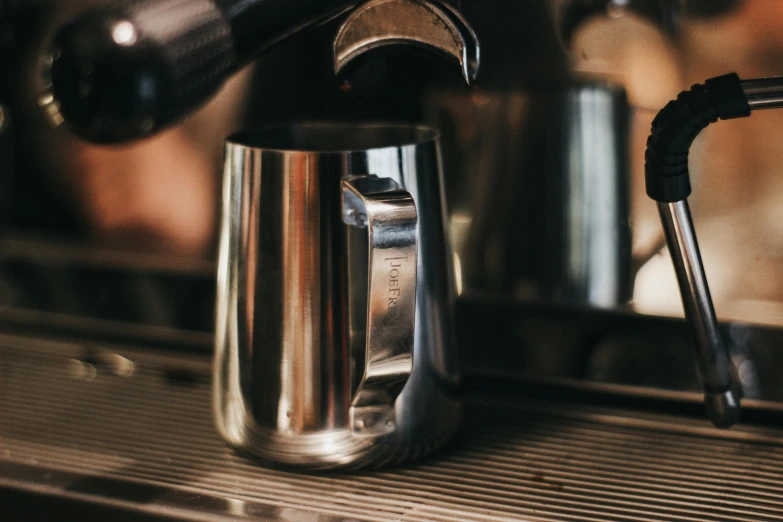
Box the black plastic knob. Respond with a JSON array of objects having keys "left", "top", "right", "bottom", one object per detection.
[{"left": 51, "top": 0, "right": 236, "bottom": 144}]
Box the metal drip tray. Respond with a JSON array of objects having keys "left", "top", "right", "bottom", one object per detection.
[{"left": 2, "top": 336, "right": 783, "bottom": 522}]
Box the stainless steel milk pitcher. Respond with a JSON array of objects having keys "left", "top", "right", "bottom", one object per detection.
[{"left": 214, "top": 123, "right": 459, "bottom": 469}]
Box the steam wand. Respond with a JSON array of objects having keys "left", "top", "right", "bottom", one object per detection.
[{"left": 646, "top": 73, "right": 783, "bottom": 428}]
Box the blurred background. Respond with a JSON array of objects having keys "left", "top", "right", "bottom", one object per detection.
[{"left": 4, "top": 0, "right": 783, "bottom": 401}]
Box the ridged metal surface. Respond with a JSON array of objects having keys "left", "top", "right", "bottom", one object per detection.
[{"left": 2, "top": 337, "right": 783, "bottom": 521}]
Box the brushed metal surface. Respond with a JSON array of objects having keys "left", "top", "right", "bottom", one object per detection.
[{"left": 3, "top": 336, "right": 783, "bottom": 522}]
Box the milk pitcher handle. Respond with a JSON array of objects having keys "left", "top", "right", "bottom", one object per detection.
[{"left": 342, "top": 176, "right": 418, "bottom": 437}]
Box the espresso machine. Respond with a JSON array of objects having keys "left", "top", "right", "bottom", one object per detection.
[{"left": 4, "top": 0, "right": 783, "bottom": 520}]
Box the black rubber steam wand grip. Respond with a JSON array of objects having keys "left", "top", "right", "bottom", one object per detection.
[{"left": 50, "top": 0, "right": 357, "bottom": 144}]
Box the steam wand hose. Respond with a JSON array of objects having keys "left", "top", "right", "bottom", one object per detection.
[{"left": 645, "top": 73, "right": 783, "bottom": 428}]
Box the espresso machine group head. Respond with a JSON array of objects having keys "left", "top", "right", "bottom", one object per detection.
[
  {"left": 43, "top": 0, "right": 480, "bottom": 468},
  {"left": 47, "top": 0, "right": 480, "bottom": 144}
]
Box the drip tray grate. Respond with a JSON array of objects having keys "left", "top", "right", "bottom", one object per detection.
[{"left": 2, "top": 336, "right": 783, "bottom": 521}]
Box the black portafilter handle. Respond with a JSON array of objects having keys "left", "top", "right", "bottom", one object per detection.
[{"left": 50, "top": 0, "right": 356, "bottom": 144}]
